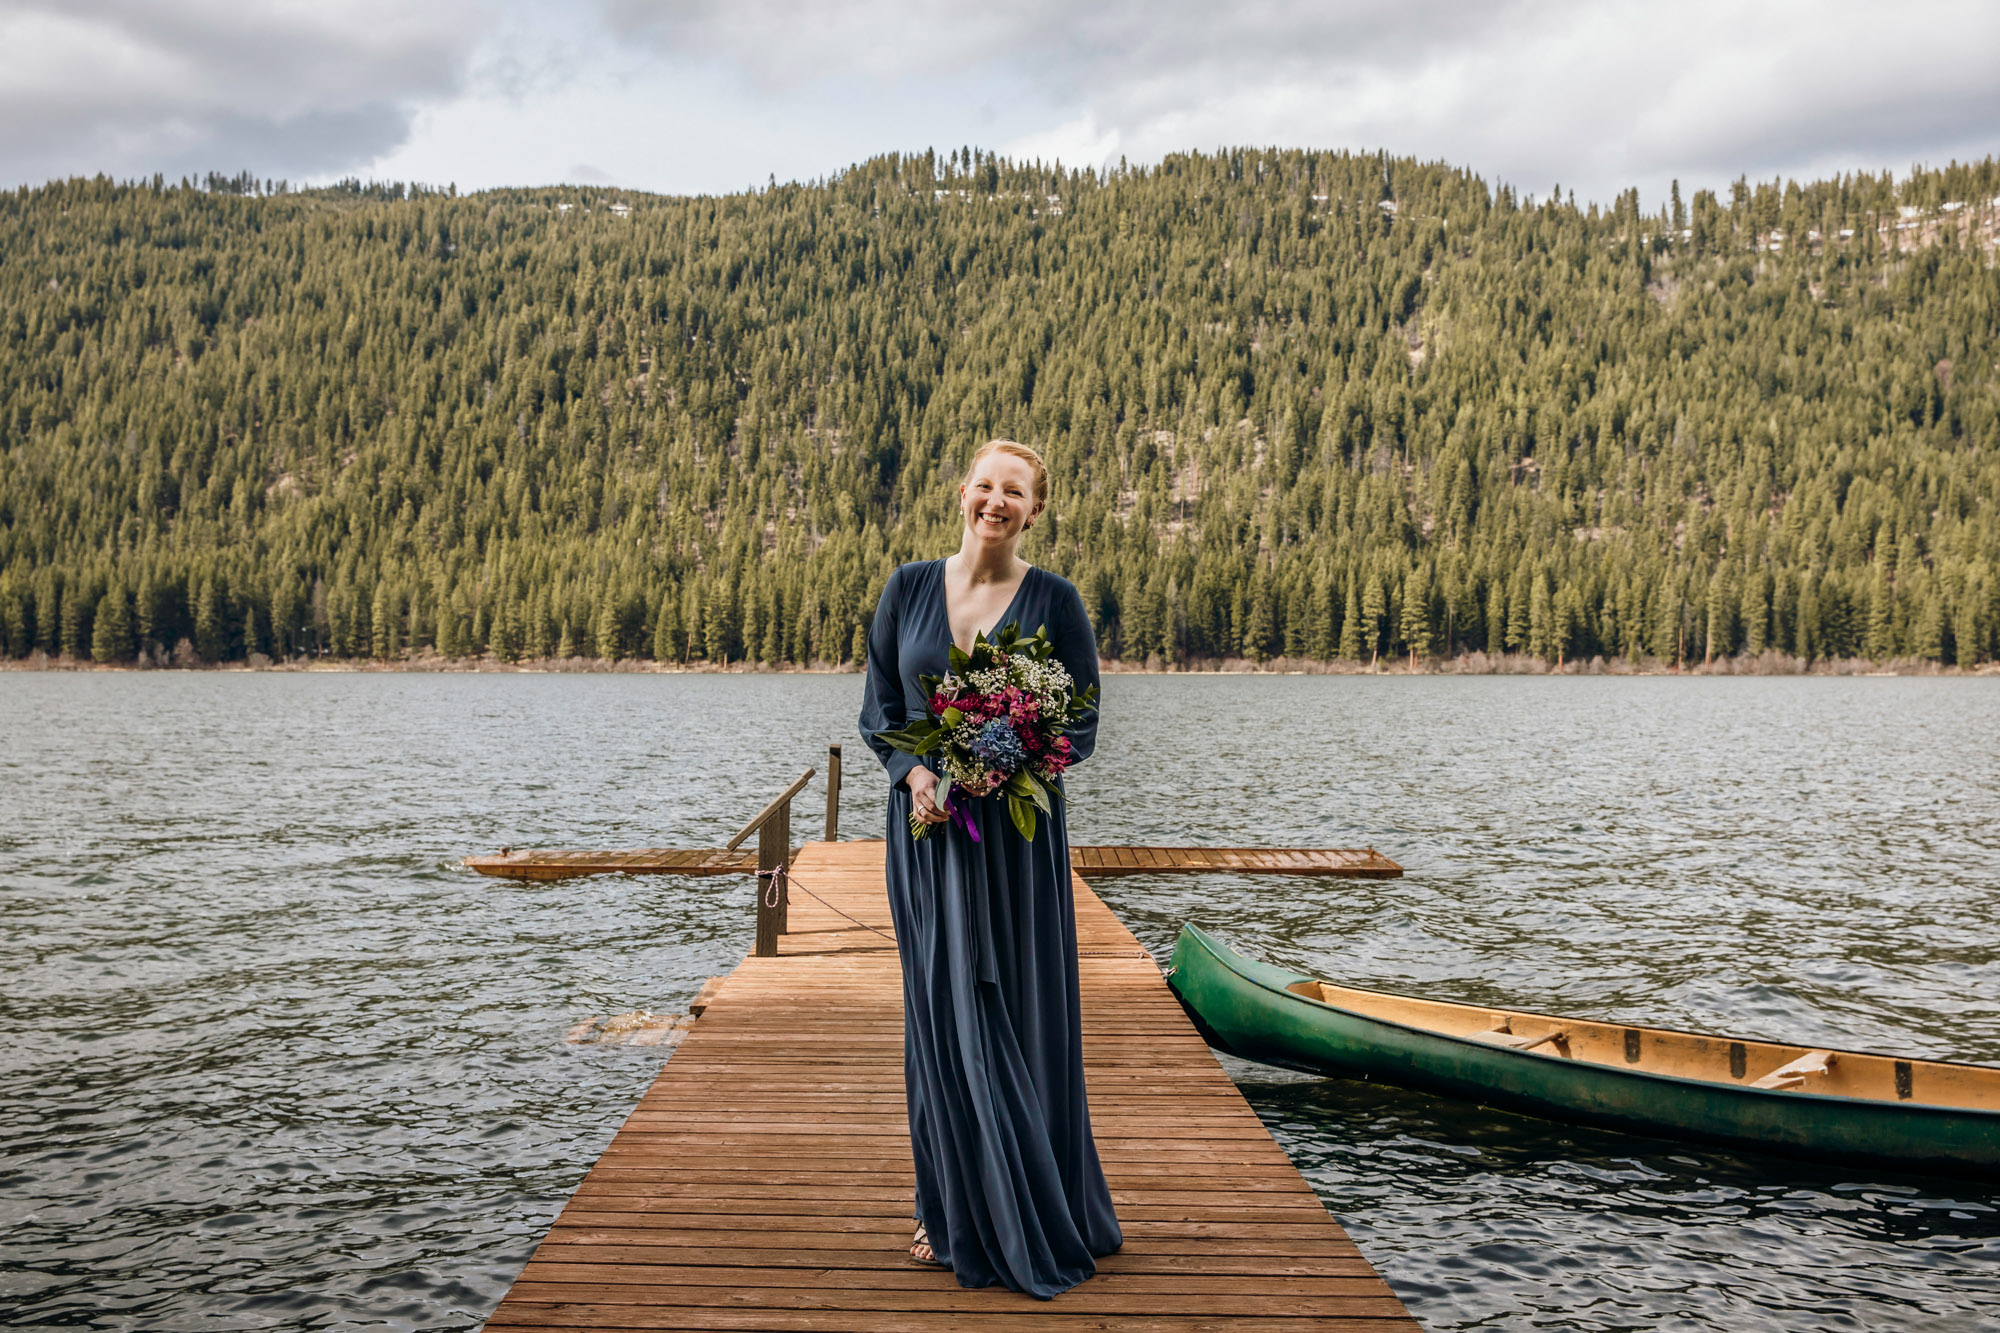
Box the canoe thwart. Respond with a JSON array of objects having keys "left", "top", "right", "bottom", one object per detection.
[
  {"left": 1752, "top": 1049, "right": 1836, "bottom": 1091},
  {"left": 1473, "top": 1025, "right": 1571, "bottom": 1056}
]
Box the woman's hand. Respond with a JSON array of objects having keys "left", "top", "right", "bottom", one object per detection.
[{"left": 906, "top": 767, "right": 950, "bottom": 825}]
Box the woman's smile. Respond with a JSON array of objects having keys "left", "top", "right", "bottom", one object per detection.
[
  {"left": 965, "top": 488, "right": 1028, "bottom": 537},
  {"left": 959, "top": 450, "right": 1038, "bottom": 541}
]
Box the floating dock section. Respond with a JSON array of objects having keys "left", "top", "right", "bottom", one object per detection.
[
  {"left": 483, "top": 839, "right": 1419, "bottom": 1330},
  {"left": 466, "top": 844, "right": 1402, "bottom": 882}
]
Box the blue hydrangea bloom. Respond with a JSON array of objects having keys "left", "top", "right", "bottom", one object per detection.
[{"left": 968, "top": 718, "right": 1027, "bottom": 770}]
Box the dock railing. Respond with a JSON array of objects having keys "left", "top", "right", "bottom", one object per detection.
[
  {"left": 726, "top": 744, "right": 843, "bottom": 957},
  {"left": 823, "top": 742, "right": 842, "bottom": 841}
]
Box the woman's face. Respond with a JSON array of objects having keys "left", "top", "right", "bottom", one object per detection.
[{"left": 959, "top": 452, "right": 1041, "bottom": 550}]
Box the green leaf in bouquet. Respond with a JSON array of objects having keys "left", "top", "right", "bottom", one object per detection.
[
  {"left": 1007, "top": 793, "right": 1038, "bottom": 841},
  {"left": 936, "top": 774, "right": 952, "bottom": 813},
  {"left": 875, "top": 720, "right": 937, "bottom": 754},
  {"left": 1002, "top": 771, "right": 1049, "bottom": 814},
  {"left": 913, "top": 727, "right": 950, "bottom": 756},
  {"left": 947, "top": 641, "right": 970, "bottom": 674},
  {"left": 941, "top": 706, "right": 963, "bottom": 727}
]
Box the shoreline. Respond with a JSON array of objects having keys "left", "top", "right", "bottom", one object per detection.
[{"left": 5, "top": 649, "right": 1995, "bottom": 678}]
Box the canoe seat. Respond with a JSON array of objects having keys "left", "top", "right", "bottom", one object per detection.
[
  {"left": 1751, "top": 1050, "right": 1835, "bottom": 1091},
  {"left": 1471, "top": 1026, "right": 1569, "bottom": 1056}
]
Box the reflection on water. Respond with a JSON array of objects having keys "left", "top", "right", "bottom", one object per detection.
[
  {"left": 1229, "top": 1059, "right": 1999, "bottom": 1332},
  {"left": 2, "top": 672, "right": 1997, "bottom": 1329}
]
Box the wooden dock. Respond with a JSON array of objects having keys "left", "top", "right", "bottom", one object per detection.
[
  {"left": 468, "top": 848, "right": 758, "bottom": 881},
  {"left": 484, "top": 839, "right": 1420, "bottom": 1331},
  {"left": 1067, "top": 846, "right": 1400, "bottom": 879},
  {"left": 465, "top": 844, "right": 1402, "bottom": 882}
]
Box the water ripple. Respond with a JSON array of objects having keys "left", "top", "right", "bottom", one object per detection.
[{"left": 4, "top": 672, "right": 1998, "bottom": 1330}]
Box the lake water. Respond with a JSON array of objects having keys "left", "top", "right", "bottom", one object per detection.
[{"left": 3, "top": 672, "right": 1997, "bottom": 1331}]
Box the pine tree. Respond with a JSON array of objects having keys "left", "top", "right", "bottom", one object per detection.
[
  {"left": 194, "top": 577, "right": 227, "bottom": 661},
  {"left": 372, "top": 583, "right": 399, "bottom": 660},
  {"left": 59, "top": 582, "right": 90, "bottom": 660},
  {"left": 1705, "top": 567, "right": 1735, "bottom": 663},
  {"left": 1244, "top": 565, "right": 1276, "bottom": 663},
  {"left": 653, "top": 586, "right": 682, "bottom": 663},
  {"left": 1399, "top": 567, "right": 1430, "bottom": 664},
  {"left": 1741, "top": 571, "right": 1769, "bottom": 655},
  {"left": 1955, "top": 590, "right": 1983, "bottom": 667},
  {"left": 1865, "top": 565, "right": 1895, "bottom": 661},
  {"left": 1554, "top": 582, "right": 1583, "bottom": 667},
  {"left": 1360, "top": 574, "right": 1386, "bottom": 666},
  {"left": 1336, "top": 576, "right": 1362, "bottom": 660},
  {"left": 595, "top": 595, "right": 623, "bottom": 661},
  {"left": 0, "top": 575, "right": 24, "bottom": 658},
  {"left": 1506, "top": 566, "right": 1531, "bottom": 653},
  {"left": 1528, "top": 572, "right": 1553, "bottom": 662},
  {"left": 90, "top": 587, "right": 134, "bottom": 663},
  {"left": 1649, "top": 577, "right": 1682, "bottom": 666}
]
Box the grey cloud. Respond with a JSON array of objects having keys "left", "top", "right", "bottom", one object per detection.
[
  {"left": 595, "top": 0, "right": 1519, "bottom": 98},
  {"left": 2, "top": 103, "right": 419, "bottom": 189},
  {"left": 592, "top": 0, "right": 2000, "bottom": 203},
  {"left": 6, "top": 0, "right": 1998, "bottom": 200},
  {"left": 0, "top": 0, "right": 488, "bottom": 186}
]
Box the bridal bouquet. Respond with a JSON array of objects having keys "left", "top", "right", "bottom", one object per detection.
[{"left": 875, "top": 622, "right": 1098, "bottom": 842}]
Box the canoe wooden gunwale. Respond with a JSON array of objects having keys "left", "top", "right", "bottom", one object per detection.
[
  {"left": 1167, "top": 924, "right": 2000, "bottom": 1179},
  {"left": 1281, "top": 978, "right": 1999, "bottom": 1112}
]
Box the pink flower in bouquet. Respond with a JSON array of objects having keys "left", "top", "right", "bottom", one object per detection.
[{"left": 873, "top": 622, "right": 1098, "bottom": 842}]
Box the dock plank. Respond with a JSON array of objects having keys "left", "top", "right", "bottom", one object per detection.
[{"left": 484, "top": 840, "right": 1419, "bottom": 1329}]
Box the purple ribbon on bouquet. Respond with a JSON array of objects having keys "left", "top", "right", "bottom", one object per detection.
[{"left": 945, "top": 792, "right": 981, "bottom": 842}]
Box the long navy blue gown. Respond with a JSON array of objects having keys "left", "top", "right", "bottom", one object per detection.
[{"left": 857, "top": 558, "right": 1123, "bottom": 1299}]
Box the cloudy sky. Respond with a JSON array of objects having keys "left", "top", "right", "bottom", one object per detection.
[{"left": 5, "top": 0, "right": 1999, "bottom": 209}]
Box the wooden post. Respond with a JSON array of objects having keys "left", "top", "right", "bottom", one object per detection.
[
  {"left": 774, "top": 797, "right": 790, "bottom": 935},
  {"left": 729, "top": 768, "right": 813, "bottom": 959},
  {"left": 824, "top": 743, "right": 842, "bottom": 842},
  {"left": 755, "top": 808, "right": 789, "bottom": 957}
]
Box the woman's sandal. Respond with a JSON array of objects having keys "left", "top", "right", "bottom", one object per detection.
[{"left": 909, "top": 1224, "right": 947, "bottom": 1268}]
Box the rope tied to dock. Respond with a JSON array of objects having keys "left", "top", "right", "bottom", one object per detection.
[{"left": 758, "top": 863, "right": 898, "bottom": 944}]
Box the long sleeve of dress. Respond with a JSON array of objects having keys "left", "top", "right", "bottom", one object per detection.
[
  {"left": 1049, "top": 578, "right": 1101, "bottom": 766},
  {"left": 859, "top": 565, "right": 923, "bottom": 789}
]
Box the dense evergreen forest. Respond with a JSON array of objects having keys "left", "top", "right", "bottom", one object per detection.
[{"left": 3, "top": 148, "right": 1998, "bottom": 670}]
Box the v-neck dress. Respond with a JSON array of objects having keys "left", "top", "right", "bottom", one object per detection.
[{"left": 857, "top": 558, "right": 1122, "bottom": 1298}]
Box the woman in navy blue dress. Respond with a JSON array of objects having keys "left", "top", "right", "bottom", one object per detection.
[{"left": 857, "top": 439, "right": 1123, "bottom": 1298}]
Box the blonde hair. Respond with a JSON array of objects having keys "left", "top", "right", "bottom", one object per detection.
[{"left": 963, "top": 439, "right": 1049, "bottom": 511}]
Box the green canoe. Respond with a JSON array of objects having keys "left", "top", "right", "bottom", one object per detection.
[{"left": 1168, "top": 923, "right": 2000, "bottom": 1179}]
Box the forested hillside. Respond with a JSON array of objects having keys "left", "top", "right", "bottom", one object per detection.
[{"left": 3, "top": 149, "right": 1997, "bottom": 669}]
